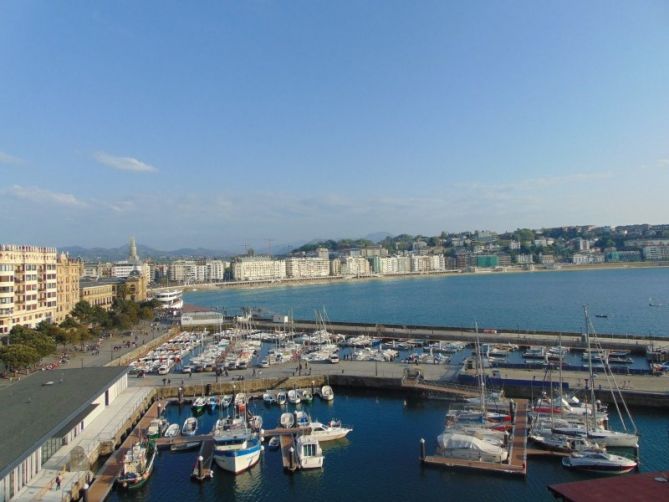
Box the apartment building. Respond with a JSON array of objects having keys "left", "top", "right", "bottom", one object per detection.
[
  {"left": 642, "top": 246, "right": 669, "bottom": 261},
  {"left": 340, "top": 257, "right": 371, "bottom": 277},
  {"left": 55, "top": 253, "right": 81, "bottom": 324},
  {"left": 206, "top": 260, "right": 227, "bottom": 281},
  {"left": 231, "top": 256, "right": 287, "bottom": 281},
  {"left": 0, "top": 244, "right": 58, "bottom": 335},
  {"left": 285, "top": 257, "right": 330, "bottom": 279}
]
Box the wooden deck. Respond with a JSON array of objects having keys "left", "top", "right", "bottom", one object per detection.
[
  {"left": 422, "top": 399, "right": 529, "bottom": 477},
  {"left": 401, "top": 380, "right": 480, "bottom": 398},
  {"left": 280, "top": 434, "right": 297, "bottom": 472},
  {"left": 87, "top": 401, "right": 162, "bottom": 501},
  {"left": 191, "top": 439, "right": 215, "bottom": 481},
  {"left": 155, "top": 434, "right": 208, "bottom": 449}
]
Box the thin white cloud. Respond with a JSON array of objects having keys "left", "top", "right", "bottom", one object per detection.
[
  {"left": 657, "top": 158, "right": 669, "bottom": 167},
  {"left": 93, "top": 151, "right": 158, "bottom": 173},
  {"left": 0, "top": 150, "right": 24, "bottom": 166},
  {"left": 4, "top": 185, "right": 88, "bottom": 208}
]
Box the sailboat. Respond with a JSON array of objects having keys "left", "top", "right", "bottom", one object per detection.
[{"left": 582, "top": 306, "right": 639, "bottom": 449}]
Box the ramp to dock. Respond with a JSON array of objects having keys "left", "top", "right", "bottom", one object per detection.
[
  {"left": 280, "top": 434, "right": 297, "bottom": 472},
  {"left": 402, "top": 379, "right": 480, "bottom": 398},
  {"left": 191, "top": 439, "right": 215, "bottom": 481}
]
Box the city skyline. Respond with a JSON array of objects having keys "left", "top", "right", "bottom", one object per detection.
[{"left": 2, "top": 1, "right": 669, "bottom": 248}]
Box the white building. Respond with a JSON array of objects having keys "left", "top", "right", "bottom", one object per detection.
[
  {"left": 642, "top": 246, "right": 669, "bottom": 261},
  {"left": 168, "top": 260, "right": 197, "bottom": 283},
  {"left": 0, "top": 367, "right": 129, "bottom": 501},
  {"left": 340, "top": 257, "right": 371, "bottom": 277},
  {"left": 285, "top": 258, "right": 330, "bottom": 279},
  {"left": 206, "top": 260, "right": 227, "bottom": 281},
  {"left": 231, "top": 256, "right": 286, "bottom": 281}
]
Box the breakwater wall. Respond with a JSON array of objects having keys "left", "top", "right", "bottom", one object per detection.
[
  {"left": 242, "top": 317, "right": 662, "bottom": 353},
  {"left": 457, "top": 374, "right": 669, "bottom": 409}
]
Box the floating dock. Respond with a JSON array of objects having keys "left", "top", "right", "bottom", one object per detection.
[
  {"left": 421, "top": 399, "right": 529, "bottom": 477},
  {"left": 191, "top": 439, "right": 215, "bottom": 481}
]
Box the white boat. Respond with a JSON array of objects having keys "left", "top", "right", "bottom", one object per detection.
[
  {"left": 294, "top": 410, "right": 310, "bottom": 428},
  {"left": 280, "top": 412, "right": 295, "bottom": 428},
  {"left": 329, "top": 353, "right": 340, "bottom": 364},
  {"left": 287, "top": 389, "right": 301, "bottom": 405},
  {"left": 182, "top": 417, "right": 198, "bottom": 436},
  {"left": 298, "top": 389, "right": 313, "bottom": 402},
  {"left": 220, "top": 395, "right": 233, "bottom": 408},
  {"left": 263, "top": 391, "right": 277, "bottom": 405},
  {"left": 308, "top": 419, "right": 352, "bottom": 441},
  {"left": 562, "top": 450, "right": 637, "bottom": 474},
  {"left": 234, "top": 393, "right": 247, "bottom": 406},
  {"left": 268, "top": 436, "right": 280, "bottom": 450},
  {"left": 436, "top": 431, "right": 509, "bottom": 463},
  {"left": 319, "top": 385, "right": 334, "bottom": 402},
  {"left": 213, "top": 428, "right": 261, "bottom": 474},
  {"left": 191, "top": 397, "right": 207, "bottom": 414},
  {"left": 164, "top": 423, "right": 180, "bottom": 438},
  {"left": 152, "top": 289, "right": 184, "bottom": 310},
  {"left": 295, "top": 435, "right": 324, "bottom": 469},
  {"left": 586, "top": 429, "right": 639, "bottom": 448},
  {"left": 276, "top": 391, "right": 287, "bottom": 406},
  {"left": 157, "top": 364, "right": 170, "bottom": 375},
  {"left": 208, "top": 396, "right": 219, "bottom": 411},
  {"left": 522, "top": 347, "right": 546, "bottom": 359}
]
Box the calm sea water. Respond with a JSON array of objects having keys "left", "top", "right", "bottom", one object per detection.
[
  {"left": 184, "top": 268, "right": 669, "bottom": 337},
  {"left": 107, "top": 269, "right": 669, "bottom": 501},
  {"left": 109, "top": 393, "right": 668, "bottom": 502}
]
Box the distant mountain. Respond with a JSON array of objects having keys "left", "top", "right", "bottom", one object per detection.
[
  {"left": 59, "top": 244, "right": 233, "bottom": 261},
  {"left": 363, "top": 231, "right": 393, "bottom": 243}
]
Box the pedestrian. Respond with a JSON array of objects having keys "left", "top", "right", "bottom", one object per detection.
[
  {"left": 162, "top": 378, "right": 166, "bottom": 386},
  {"left": 189, "top": 372, "right": 192, "bottom": 378},
  {"left": 168, "top": 379, "right": 171, "bottom": 385},
  {"left": 55, "top": 475, "right": 61, "bottom": 490}
]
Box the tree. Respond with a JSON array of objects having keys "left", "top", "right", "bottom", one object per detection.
[
  {"left": 0, "top": 344, "right": 40, "bottom": 372},
  {"left": 9, "top": 326, "right": 56, "bottom": 358},
  {"left": 72, "top": 301, "right": 94, "bottom": 324}
]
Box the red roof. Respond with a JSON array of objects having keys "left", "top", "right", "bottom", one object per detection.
[{"left": 548, "top": 471, "right": 669, "bottom": 501}]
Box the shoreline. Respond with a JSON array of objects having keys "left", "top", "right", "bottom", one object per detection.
[{"left": 160, "top": 261, "right": 669, "bottom": 294}]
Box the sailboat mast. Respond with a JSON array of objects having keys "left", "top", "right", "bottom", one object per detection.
[
  {"left": 474, "top": 322, "right": 486, "bottom": 417},
  {"left": 584, "top": 305, "right": 597, "bottom": 433}
]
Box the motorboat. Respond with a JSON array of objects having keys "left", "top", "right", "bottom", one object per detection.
[
  {"left": 436, "top": 431, "right": 509, "bottom": 463},
  {"left": 116, "top": 441, "right": 157, "bottom": 490},
  {"left": 298, "top": 389, "right": 313, "bottom": 403},
  {"left": 164, "top": 423, "right": 180, "bottom": 438},
  {"left": 280, "top": 412, "right": 295, "bottom": 428},
  {"left": 147, "top": 418, "right": 168, "bottom": 440},
  {"left": 287, "top": 389, "right": 301, "bottom": 405},
  {"left": 182, "top": 417, "right": 198, "bottom": 436},
  {"left": 208, "top": 396, "right": 219, "bottom": 411},
  {"left": 191, "top": 397, "right": 207, "bottom": 414},
  {"left": 263, "top": 391, "right": 277, "bottom": 405},
  {"left": 295, "top": 435, "right": 324, "bottom": 469},
  {"left": 294, "top": 410, "right": 310, "bottom": 428},
  {"left": 308, "top": 419, "right": 352, "bottom": 441},
  {"left": 562, "top": 450, "right": 637, "bottom": 474},
  {"left": 220, "top": 395, "right": 233, "bottom": 408},
  {"left": 522, "top": 347, "right": 546, "bottom": 359},
  {"left": 276, "top": 391, "right": 287, "bottom": 406},
  {"left": 268, "top": 436, "right": 280, "bottom": 450},
  {"left": 319, "top": 385, "right": 334, "bottom": 402}
]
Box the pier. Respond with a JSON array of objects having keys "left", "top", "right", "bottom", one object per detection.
[
  {"left": 87, "top": 400, "right": 162, "bottom": 501},
  {"left": 421, "top": 399, "right": 529, "bottom": 477}
]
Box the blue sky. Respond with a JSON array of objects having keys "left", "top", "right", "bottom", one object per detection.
[{"left": 1, "top": 1, "right": 668, "bottom": 250}]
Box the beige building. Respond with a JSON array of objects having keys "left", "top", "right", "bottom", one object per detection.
[
  {"left": 231, "top": 256, "right": 286, "bottom": 281},
  {"left": 55, "top": 253, "right": 82, "bottom": 324},
  {"left": 123, "top": 271, "right": 147, "bottom": 302},
  {"left": 0, "top": 244, "right": 58, "bottom": 335},
  {"left": 285, "top": 257, "right": 330, "bottom": 279},
  {"left": 80, "top": 279, "right": 116, "bottom": 310}
]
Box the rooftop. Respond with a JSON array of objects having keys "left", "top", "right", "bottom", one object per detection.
[
  {"left": 548, "top": 471, "right": 669, "bottom": 501},
  {"left": 0, "top": 366, "right": 128, "bottom": 479}
]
